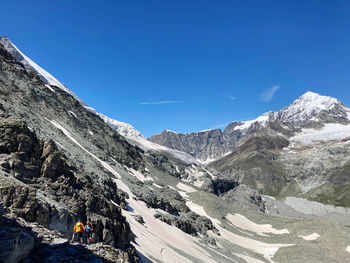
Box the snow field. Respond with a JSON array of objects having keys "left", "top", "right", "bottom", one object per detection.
[
  {"left": 291, "top": 123, "right": 350, "bottom": 145},
  {"left": 298, "top": 233, "right": 320, "bottom": 241},
  {"left": 186, "top": 201, "right": 294, "bottom": 263},
  {"left": 226, "top": 214, "right": 289, "bottom": 237},
  {"left": 176, "top": 182, "right": 197, "bottom": 193}
]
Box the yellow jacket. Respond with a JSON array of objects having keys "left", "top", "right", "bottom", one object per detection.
[{"left": 73, "top": 222, "right": 85, "bottom": 233}]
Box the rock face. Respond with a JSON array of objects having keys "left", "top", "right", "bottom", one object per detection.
[
  {"left": 155, "top": 212, "right": 217, "bottom": 237},
  {"left": 0, "top": 40, "right": 144, "bottom": 261},
  {"left": 0, "top": 119, "right": 135, "bottom": 248},
  {"left": 149, "top": 119, "right": 277, "bottom": 162},
  {"left": 0, "top": 216, "right": 34, "bottom": 263},
  {"left": 149, "top": 129, "right": 227, "bottom": 161},
  {"left": 0, "top": 213, "right": 137, "bottom": 263}
]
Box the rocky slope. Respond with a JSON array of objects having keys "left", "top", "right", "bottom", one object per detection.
[
  {"left": 150, "top": 90, "right": 350, "bottom": 207},
  {"left": 1, "top": 37, "right": 350, "bottom": 263}
]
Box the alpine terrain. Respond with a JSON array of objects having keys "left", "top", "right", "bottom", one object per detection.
[{"left": 0, "top": 36, "right": 349, "bottom": 263}]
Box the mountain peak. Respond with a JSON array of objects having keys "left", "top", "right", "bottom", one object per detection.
[
  {"left": 0, "top": 36, "right": 9, "bottom": 41},
  {"left": 273, "top": 91, "right": 343, "bottom": 123},
  {"left": 0, "top": 36, "right": 85, "bottom": 105},
  {"left": 301, "top": 91, "right": 321, "bottom": 97},
  {"left": 294, "top": 91, "right": 340, "bottom": 109},
  {"left": 298, "top": 91, "right": 337, "bottom": 102},
  {"left": 164, "top": 129, "right": 178, "bottom": 134}
]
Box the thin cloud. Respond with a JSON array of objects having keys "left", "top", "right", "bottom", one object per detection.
[
  {"left": 139, "top": 100, "right": 180, "bottom": 105},
  {"left": 260, "top": 85, "right": 280, "bottom": 102},
  {"left": 227, "top": 95, "right": 236, "bottom": 101}
]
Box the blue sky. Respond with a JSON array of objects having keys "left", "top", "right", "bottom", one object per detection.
[{"left": 2, "top": 0, "right": 350, "bottom": 137}]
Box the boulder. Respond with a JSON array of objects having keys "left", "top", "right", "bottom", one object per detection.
[{"left": 0, "top": 216, "right": 34, "bottom": 263}]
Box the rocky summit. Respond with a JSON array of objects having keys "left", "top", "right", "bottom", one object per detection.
[{"left": 0, "top": 37, "right": 350, "bottom": 263}]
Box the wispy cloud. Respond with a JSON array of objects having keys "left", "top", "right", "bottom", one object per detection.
[
  {"left": 260, "top": 85, "right": 280, "bottom": 102},
  {"left": 139, "top": 100, "right": 180, "bottom": 105},
  {"left": 227, "top": 95, "right": 236, "bottom": 101}
]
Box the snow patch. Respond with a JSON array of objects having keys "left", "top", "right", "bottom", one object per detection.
[
  {"left": 198, "top": 129, "right": 217, "bottom": 133},
  {"left": 153, "top": 183, "right": 163, "bottom": 189},
  {"left": 164, "top": 129, "right": 178, "bottom": 134},
  {"left": 54, "top": 141, "right": 65, "bottom": 150},
  {"left": 176, "top": 182, "right": 197, "bottom": 193},
  {"left": 68, "top": 111, "right": 77, "bottom": 118},
  {"left": 44, "top": 84, "right": 55, "bottom": 92},
  {"left": 186, "top": 202, "right": 294, "bottom": 263},
  {"left": 128, "top": 168, "right": 153, "bottom": 182},
  {"left": 46, "top": 119, "right": 121, "bottom": 179},
  {"left": 346, "top": 246, "right": 350, "bottom": 253},
  {"left": 98, "top": 113, "right": 144, "bottom": 140},
  {"left": 226, "top": 214, "right": 289, "bottom": 237},
  {"left": 291, "top": 123, "right": 350, "bottom": 145},
  {"left": 112, "top": 178, "right": 219, "bottom": 263},
  {"left": 234, "top": 114, "right": 269, "bottom": 131},
  {"left": 298, "top": 233, "right": 320, "bottom": 241}
]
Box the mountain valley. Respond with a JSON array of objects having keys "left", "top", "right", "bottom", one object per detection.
[{"left": 0, "top": 36, "right": 349, "bottom": 263}]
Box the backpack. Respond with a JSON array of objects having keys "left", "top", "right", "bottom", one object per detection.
[
  {"left": 85, "top": 225, "right": 91, "bottom": 233},
  {"left": 75, "top": 222, "right": 83, "bottom": 232}
]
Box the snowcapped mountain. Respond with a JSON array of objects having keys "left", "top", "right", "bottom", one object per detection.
[
  {"left": 0, "top": 36, "right": 198, "bottom": 165},
  {"left": 83, "top": 105, "right": 145, "bottom": 140},
  {"left": 1, "top": 37, "right": 350, "bottom": 263},
  {"left": 150, "top": 91, "right": 350, "bottom": 162},
  {"left": 0, "top": 36, "right": 84, "bottom": 104},
  {"left": 271, "top": 91, "right": 349, "bottom": 124},
  {"left": 233, "top": 112, "right": 270, "bottom": 130}
]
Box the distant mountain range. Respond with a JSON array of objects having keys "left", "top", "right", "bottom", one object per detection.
[{"left": 150, "top": 91, "right": 350, "bottom": 162}]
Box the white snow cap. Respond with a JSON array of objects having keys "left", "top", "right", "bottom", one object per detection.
[
  {"left": 98, "top": 113, "right": 145, "bottom": 140},
  {"left": 273, "top": 91, "right": 342, "bottom": 123},
  {"left": 0, "top": 36, "right": 84, "bottom": 105},
  {"left": 234, "top": 112, "right": 269, "bottom": 131}
]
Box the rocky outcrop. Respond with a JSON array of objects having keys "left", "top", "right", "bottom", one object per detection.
[
  {"left": 200, "top": 177, "right": 239, "bottom": 196},
  {"left": 131, "top": 182, "right": 189, "bottom": 215},
  {"left": 155, "top": 212, "right": 217, "bottom": 237},
  {"left": 222, "top": 185, "right": 266, "bottom": 212},
  {"left": 0, "top": 211, "right": 35, "bottom": 263},
  {"left": 0, "top": 118, "right": 134, "bottom": 253},
  {"left": 0, "top": 212, "right": 138, "bottom": 263},
  {"left": 148, "top": 152, "right": 182, "bottom": 178}
]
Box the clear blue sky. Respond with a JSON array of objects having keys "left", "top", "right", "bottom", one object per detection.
[{"left": 2, "top": 0, "right": 350, "bottom": 137}]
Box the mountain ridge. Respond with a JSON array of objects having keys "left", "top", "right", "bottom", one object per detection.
[{"left": 150, "top": 91, "right": 350, "bottom": 162}]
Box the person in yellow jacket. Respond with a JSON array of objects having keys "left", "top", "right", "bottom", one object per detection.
[{"left": 72, "top": 219, "right": 85, "bottom": 244}]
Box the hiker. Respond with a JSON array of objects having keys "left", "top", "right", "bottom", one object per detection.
[
  {"left": 85, "top": 220, "right": 94, "bottom": 244},
  {"left": 72, "top": 219, "right": 85, "bottom": 244}
]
